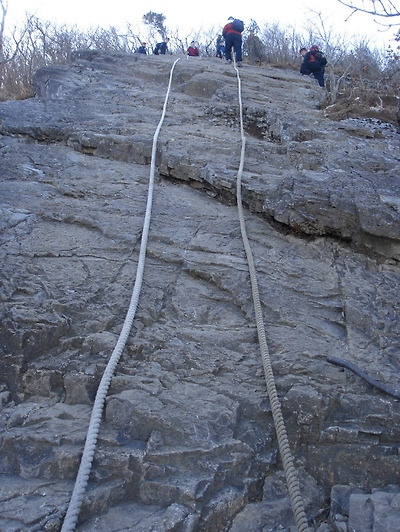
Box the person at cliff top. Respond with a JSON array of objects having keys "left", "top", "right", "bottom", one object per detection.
[
  {"left": 138, "top": 42, "right": 147, "bottom": 54},
  {"left": 216, "top": 35, "right": 225, "bottom": 58},
  {"left": 299, "top": 47, "right": 309, "bottom": 75},
  {"left": 187, "top": 41, "right": 199, "bottom": 56},
  {"left": 222, "top": 16, "right": 243, "bottom": 65},
  {"left": 153, "top": 38, "right": 170, "bottom": 55},
  {"left": 302, "top": 45, "right": 326, "bottom": 87}
]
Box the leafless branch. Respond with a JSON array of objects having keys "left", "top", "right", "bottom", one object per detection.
[
  {"left": 0, "top": 0, "right": 8, "bottom": 63},
  {"left": 337, "top": 0, "right": 400, "bottom": 19}
]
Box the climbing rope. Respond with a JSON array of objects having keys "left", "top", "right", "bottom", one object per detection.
[
  {"left": 232, "top": 58, "right": 310, "bottom": 532},
  {"left": 61, "top": 57, "right": 181, "bottom": 532},
  {"left": 62, "top": 55, "right": 308, "bottom": 531}
]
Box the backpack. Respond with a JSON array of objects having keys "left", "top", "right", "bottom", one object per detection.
[
  {"left": 153, "top": 43, "right": 161, "bottom": 55},
  {"left": 314, "top": 51, "right": 327, "bottom": 66},
  {"left": 309, "top": 46, "right": 327, "bottom": 66},
  {"left": 231, "top": 19, "right": 244, "bottom": 32}
]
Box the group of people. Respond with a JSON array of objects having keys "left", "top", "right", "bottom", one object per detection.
[
  {"left": 137, "top": 38, "right": 170, "bottom": 55},
  {"left": 137, "top": 37, "right": 198, "bottom": 57},
  {"left": 136, "top": 16, "right": 244, "bottom": 64},
  {"left": 137, "top": 18, "right": 327, "bottom": 87}
]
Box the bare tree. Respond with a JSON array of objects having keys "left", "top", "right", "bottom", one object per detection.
[
  {"left": 337, "top": 0, "right": 400, "bottom": 25},
  {"left": 243, "top": 20, "right": 266, "bottom": 64},
  {"left": 0, "top": 2, "right": 33, "bottom": 68},
  {"left": 337, "top": 0, "right": 400, "bottom": 123},
  {"left": 143, "top": 12, "right": 168, "bottom": 40},
  {"left": 0, "top": 0, "right": 7, "bottom": 64}
]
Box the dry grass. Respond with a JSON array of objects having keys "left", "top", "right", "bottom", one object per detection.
[{"left": 324, "top": 77, "right": 399, "bottom": 126}]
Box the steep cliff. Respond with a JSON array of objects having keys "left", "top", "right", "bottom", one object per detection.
[{"left": 0, "top": 51, "right": 399, "bottom": 531}]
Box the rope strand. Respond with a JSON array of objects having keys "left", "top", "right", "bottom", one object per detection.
[
  {"left": 232, "top": 57, "right": 309, "bottom": 532},
  {"left": 61, "top": 58, "right": 181, "bottom": 532}
]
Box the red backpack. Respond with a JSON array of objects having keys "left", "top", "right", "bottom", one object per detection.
[{"left": 309, "top": 45, "right": 327, "bottom": 66}]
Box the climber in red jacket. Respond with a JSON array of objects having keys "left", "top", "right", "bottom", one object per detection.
[
  {"left": 187, "top": 41, "right": 199, "bottom": 56},
  {"left": 222, "top": 17, "right": 244, "bottom": 65}
]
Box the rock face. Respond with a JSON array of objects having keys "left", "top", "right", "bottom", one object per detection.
[{"left": 0, "top": 51, "right": 399, "bottom": 531}]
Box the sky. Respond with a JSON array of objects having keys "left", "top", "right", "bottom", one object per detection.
[{"left": 5, "top": 0, "right": 395, "bottom": 50}]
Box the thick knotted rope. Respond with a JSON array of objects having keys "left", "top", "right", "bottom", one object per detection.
[
  {"left": 232, "top": 58, "right": 310, "bottom": 532},
  {"left": 61, "top": 58, "right": 181, "bottom": 532}
]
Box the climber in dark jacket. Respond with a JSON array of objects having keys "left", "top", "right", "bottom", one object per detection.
[
  {"left": 153, "top": 38, "right": 170, "bottom": 55},
  {"left": 302, "top": 45, "right": 325, "bottom": 87},
  {"left": 299, "top": 47, "right": 309, "bottom": 74}
]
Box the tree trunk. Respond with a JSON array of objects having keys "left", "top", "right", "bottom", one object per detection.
[{"left": 0, "top": 0, "right": 7, "bottom": 65}]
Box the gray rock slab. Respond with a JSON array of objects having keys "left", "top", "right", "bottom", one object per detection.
[{"left": 0, "top": 51, "right": 399, "bottom": 531}]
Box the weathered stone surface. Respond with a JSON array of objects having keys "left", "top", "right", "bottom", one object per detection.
[
  {"left": 0, "top": 51, "right": 399, "bottom": 531},
  {"left": 328, "top": 485, "right": 400, "bottom": 532},
  {"left": 348, "top": 489, "right": 400, "bottom": 532}
]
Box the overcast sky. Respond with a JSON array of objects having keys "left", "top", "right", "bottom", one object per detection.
[{"left": 6, "top": 0, "right": 394, "bottom": 49}]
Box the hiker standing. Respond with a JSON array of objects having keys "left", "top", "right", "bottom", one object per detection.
[
  {"left": 222, "top": 16, "right": 244, "bottom": 65},
  {"left": 302, "top": 45, "right": 326, "bottom": 87}
]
